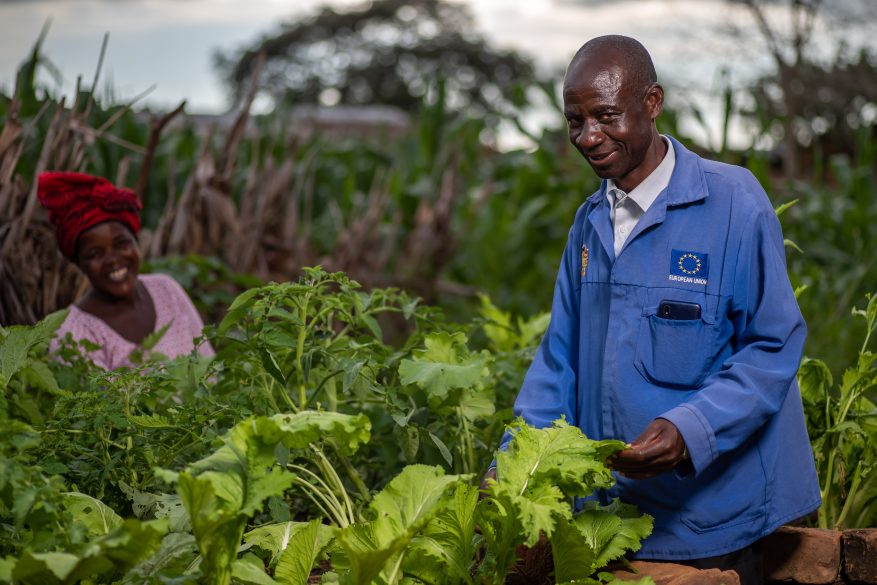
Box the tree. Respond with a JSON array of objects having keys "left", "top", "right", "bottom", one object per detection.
[
  {"left": 727, "top": 0, "right": 877, "bottom": 176},
  {"left": 749, "top": 46, "right": 877, "bottom": 164},
  {"left": 215, "top": 0, "right": 538, "bottom": 118}
]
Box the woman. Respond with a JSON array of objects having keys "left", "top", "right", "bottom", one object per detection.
[{"left": 39, "top": 171, "right": 214, "bottom": 370}]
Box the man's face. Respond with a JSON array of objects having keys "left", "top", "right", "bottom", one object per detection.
[{"left": 563, "top": 62, "right": 662, "bottom": 192}]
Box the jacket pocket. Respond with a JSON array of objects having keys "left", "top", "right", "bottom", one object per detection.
[
  {"left": 681, "top": 440, "right": 766, "bottom": 533},
  {"left": 634, "top": 290, "right": 718, "bottom": 389}
]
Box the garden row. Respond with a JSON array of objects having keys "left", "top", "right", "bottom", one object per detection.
[
  {"left": 1, "top": 268, "right": 876, "bottom": 583},
  {"left": 0, "top": 269, "right": 659, "bottom": 584}
]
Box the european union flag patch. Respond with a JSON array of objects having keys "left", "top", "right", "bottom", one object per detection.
[{"left": 669, "top": 249, "right": 709, "bottom": 285}]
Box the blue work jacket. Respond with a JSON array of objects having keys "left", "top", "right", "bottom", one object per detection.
[{"left": 511, "top": 136, "right": 821, "bottom": 560}]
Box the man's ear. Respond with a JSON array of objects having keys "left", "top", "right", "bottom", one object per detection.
[{"left": 645, "top": 83, "right": 664, "bottom": 120}]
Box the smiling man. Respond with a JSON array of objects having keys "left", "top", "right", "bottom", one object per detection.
[{"left": 495, "top": 35, "right": 820, "bottom": 583}]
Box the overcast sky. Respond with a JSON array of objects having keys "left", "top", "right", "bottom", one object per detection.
[
  {"left": 0, "top": 0, "right": 753, "bottom": 106},
  {"left": 0, "top": 0, "right": 863, "bottom": 147}
]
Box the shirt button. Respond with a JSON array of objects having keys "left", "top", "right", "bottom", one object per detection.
[{"left": 619, "top": 226, "right": 628, "bottom": 234}]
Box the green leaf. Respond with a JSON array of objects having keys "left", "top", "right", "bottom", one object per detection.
[
  {"left": 123, "top": 532, "right": 197, "bottom": 583},
  {"left": 429, "top": 432, "right": 454, "bottom": 467},
  {"left": 476, "top": 419, "right": 629, "bottom": 580},
  {"left": 552, "top": 500, "right": 652, "bottom": 582},
  {"left": 17, "top": 361, "right": 61, "bottom": 394},
  {"left": 799, "top": 358, "right": 833, "bottom": 404},
  {"left": 517, "top": 312, "right": 551, "bottom": 348},
  {"left": 360, "top": 314, "right": 383, "bottom": 342},
  {"left": 551, "top": 515, "right": 599, "bottom": 583},
  {"left": 89, "top": 518, "right": 168, "bottom": 570},
  {"left": 0, "top": 557, "right": 13, "bottom": 582},
  {"left": 232, "top": 555, "right": 276, "bottom": 585},
  {"left": 370, "top": 465, "right": 469, "bottom": 542},
  {"left": 63, "top": 492, "right": 124, "bottom": 537},
  {"left": 274, "top": 519, "right": 331, "bottom": 585},
  {"left": 141, "top": 322, "right": 172, "bottom": 351},
  {"left": 0, "top": 328, "right": 31, "bottom": 389},
  {"left": 479, "top": 294, "right": 514, "bottom": 351},
  {"left": 218, "top": 287, "right": 262, "bottom": 334},
  {"left": 246, "top": 521, "right": 336, "bottom": 569},
  {"left": 513, "top": 482, "right": 568, "bottom": 545},
  {"left": 12, "top": 551, "right": 80, "bottom": 581},
  {"left": 583, "top": 502, "right": 652, "bottom": 567},
  {"left": 774, "top": 199, "right": 799, "bottom": 217},
  {"left": 11, "top": 519, "right": 167, "bottom": 583},
  {"left": 0, "top": 310, "right": 69, "bottom": 389},
  {"left": 255, "top": 411, "right": 372, "bottom": 456},
  {"left": 259, "top": 348, "right": 287, "bottom": 386},
  {"left": 784, "top": 238, "right": 804, "bottom": 254},
  {"left": 399, "top": 332, "right": 490, "bottom": 399},
  {"left": 392, "top": 425, "right": 420, "bottom": 462},
  {"left": 337, "top": 465, "right": 469, "bottom": 585},
  {"left": 128, "top": 413, "right": 174, "bottom": 429},
  {"left": 408, "top": 484, "right": 479, "bottom": 585},
  {"left": 342, "top": 360, "right": 364, "bottom": 392},
  {"left": 178, "top": 411, "right": 369, "bottom": 584},
  {"left": 457, "top": 387, "right": 496, "bottom": 422},
  {"left": 497, "top": 419, "right": 622, "bottom": 500},
  {"left": 178, "top": 472, "right": 246, "bottom": 585},
  {"left": 402, "top": 298, "right": 420, "bottom": 320}
]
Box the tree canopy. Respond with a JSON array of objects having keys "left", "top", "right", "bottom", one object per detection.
[
  {"left": 726, "top": 0, "right": 877, "bottom": 174},
  {"left": 215, "top": 0, "right": 538, "bottom": 116}
]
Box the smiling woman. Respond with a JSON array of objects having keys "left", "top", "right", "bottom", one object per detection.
[{"left": 37, "top": 172, "right": 214, "bottom": 369}]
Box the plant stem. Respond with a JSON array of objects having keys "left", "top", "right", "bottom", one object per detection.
[
  {"left": 311, "top": 446, "right": 357, "bottom": 525},
  {"left": 295, "top": 292, "right": 310, "bottom": 408},
  {"left": 385, "top": 551, "right": 406, "bottom": 584},
  {"left": 338, "top": 452, "right": 371, "bottom": 503},
  {"left": 290, "top": 472, "right": 347, "bottom": 528},
  {"left": 457, "top": 406, "right": 475, "bottom": 474},
  {"left": 834, "top": 460, "right": 863, "bottom": 529},
  {"left": 292, "top": 476, "right": 344, "bottom": 527}
]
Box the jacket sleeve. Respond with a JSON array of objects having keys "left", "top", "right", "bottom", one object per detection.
[
  {"left": 499, "top": 225, "right": 581, "bottom": 451},
  {"left": 660, "top": 204, "right": 806, "bottom": 476}
]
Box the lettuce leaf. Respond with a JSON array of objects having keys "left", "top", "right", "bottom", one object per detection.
[{"left": 335, "top": 465, "right": 470, "bottom": 585}]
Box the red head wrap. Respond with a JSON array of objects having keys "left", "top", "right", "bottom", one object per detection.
[{"left": 37, "top": 171, "right": 142, "bottom": 260}]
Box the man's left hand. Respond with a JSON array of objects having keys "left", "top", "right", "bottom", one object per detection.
[{"left": 608, "top": 418, "right": 687, "bottom": 479}]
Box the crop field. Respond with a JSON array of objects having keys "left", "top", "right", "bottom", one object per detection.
[{"left": 1, "top": 32, "right": 876, "bottom": 584}]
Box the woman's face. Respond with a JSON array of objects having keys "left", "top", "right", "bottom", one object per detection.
[{"left": 75, "top": 221, "right": 141, "bottom": 300}]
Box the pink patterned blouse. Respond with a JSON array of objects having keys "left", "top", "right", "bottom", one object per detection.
[{"left": 51, "top": 273, "right": 215, "bottom": 370}]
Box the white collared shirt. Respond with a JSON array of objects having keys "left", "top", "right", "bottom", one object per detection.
[{"left": 605, "top": 136, "right": 676, "bottom": 257}]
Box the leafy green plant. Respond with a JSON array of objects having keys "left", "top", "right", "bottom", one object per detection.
[
  {"left": 214, "top": 267, "right": 423, "bottom": 414},
  {"left": 320, "top": 419, "right": 651, "bottom": 585},
  {"left": 799, "top": 292, "right": 877, "bottom": 529},
  {"left": 0, "top": 310, "right": 69, "bottom": 424},
  {"left": 0, "top": 280, "right": 657, "bottom": 585},
  {"left": 477, "top": 419, "right": 652, "bottom": 585},
  {"left": 158, "top": 411, "right": 370, "bottom": 585},
  {"left": 399, "top": 331, "right": 493, "bottom": 474}
]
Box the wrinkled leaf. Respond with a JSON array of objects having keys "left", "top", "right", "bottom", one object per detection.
[
  {"left": 63, "top": 492, "right": 124, "bottom": 537},
  {"left": 399, "top": 332, "right": 490, "bottom": 399}
]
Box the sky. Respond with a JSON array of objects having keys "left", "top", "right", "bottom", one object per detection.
[{"left": 0, "top": 0, "right": 860, "bottom": 148}]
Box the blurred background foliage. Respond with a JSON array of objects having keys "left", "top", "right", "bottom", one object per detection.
[{"left": 1, "top": 0, "right": 876, "bottom": 376}]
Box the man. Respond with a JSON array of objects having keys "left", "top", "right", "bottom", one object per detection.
[{"left": 491, "top": 35, "right": 820, "bottom": 583}]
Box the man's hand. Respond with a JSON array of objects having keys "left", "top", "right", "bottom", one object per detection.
[{"left": 608, "top": 418, "right": 687, "bottom": 479}]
